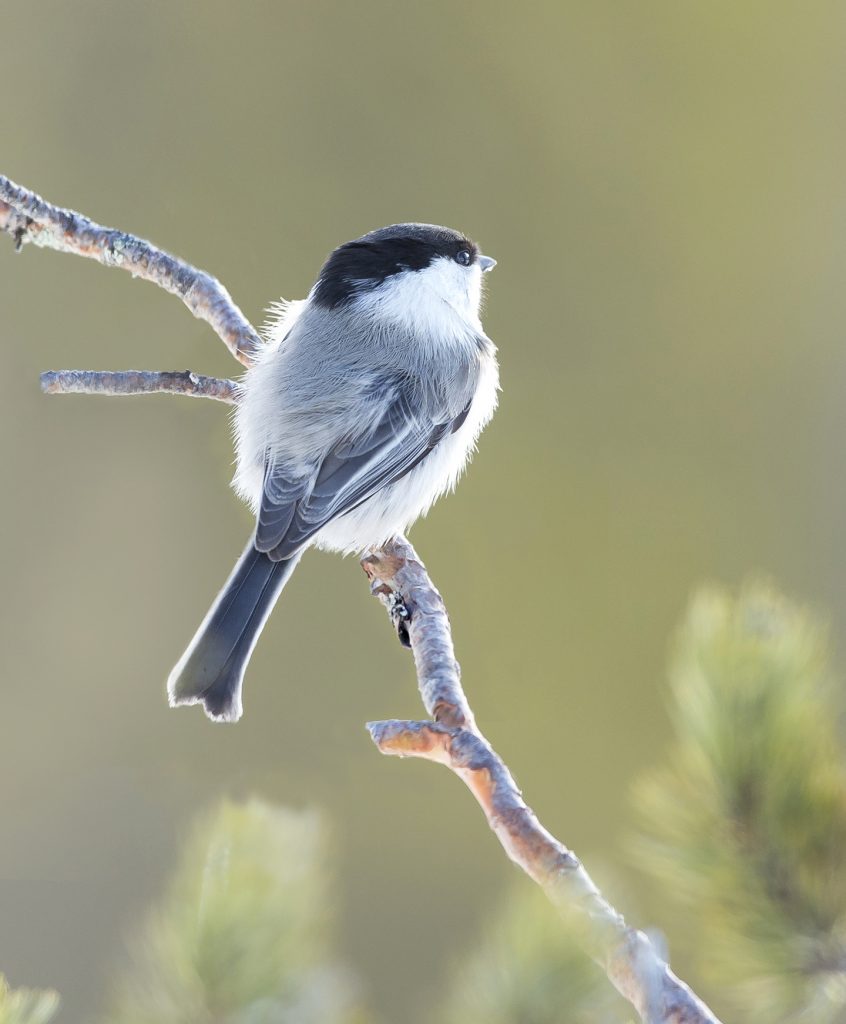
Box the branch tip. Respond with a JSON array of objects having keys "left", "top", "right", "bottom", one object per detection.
[
  {"left": 367, "top": 719, "right": 451, "bottom": 758},
  {"left": 0, "top": 173, "right": 261, "bottom": 366},
  {"left": 38, "top": 369, "right": 238, "bottom": 403}
]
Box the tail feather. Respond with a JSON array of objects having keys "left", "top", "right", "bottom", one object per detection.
[{"left": 167, "top": 539, "right": 301, "bottom": 722}]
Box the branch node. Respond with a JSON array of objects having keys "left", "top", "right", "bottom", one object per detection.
[{"left": 431, "top": 699, "right": 467, "bottom": 729}]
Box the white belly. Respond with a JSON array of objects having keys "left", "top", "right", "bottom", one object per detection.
[{"left": 314, "top": 353, "right": 499, "bottom": 554}]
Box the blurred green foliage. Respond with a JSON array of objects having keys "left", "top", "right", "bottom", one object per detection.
[
  {"left": 439, "top": 887, "right": 626, "bottom": 1024},
  {"left": 105, "top": 801, "right": 366, "bottom": 1024},
  {"left": 633, "top": 584, "right": 846, "bottom": 1021},
  {"left": 439, "top": 582, "right": 846, "bottom": 1023},
  {"left": 0, "top": 977, "right": 59, "bottom": 1024},
  {"left": 9, "top": 580, "right": 846, "bottom": 1021}
]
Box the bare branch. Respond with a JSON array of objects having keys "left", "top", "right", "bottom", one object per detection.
[
  {"left": 0, "top": 175, "right": 261, "bottom": 366},
  {"left": 40, "top": 369, "right": 239, "bottom": 404},
  {"left": 363, "top": 537, "right": 722, "bottom": 1024},
  {"left": 361, "top": 545, "right": 473, "bottom": 729},
  {"left": 1, "top": 173, "right": 721, "bottom": 1023}
]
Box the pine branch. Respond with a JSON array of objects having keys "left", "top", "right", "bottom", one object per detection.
[
  {"left": 107, "top": 801, "right": 366, "bottom": 1024},
  {"left": 632, "top": 583, "right": 846, "bottom": 1022},
  {"left": 0, "top": 975, "right": 59, "bottom": 1024}
]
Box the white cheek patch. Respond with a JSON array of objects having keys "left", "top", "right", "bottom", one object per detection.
[
  {"left": 355, "top": 256, "right": 483, "bottom": 341},
  {"left": 417, "top": 257, "right": 483, "bottom": 324}
]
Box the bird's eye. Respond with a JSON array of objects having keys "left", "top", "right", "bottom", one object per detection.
[{"left": 455, "top": 249, "right": 472, "bottom": 267}]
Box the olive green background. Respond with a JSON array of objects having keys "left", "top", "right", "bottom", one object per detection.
[{"left": 2, "top": 3, "right": 846, "bottom": 1021}]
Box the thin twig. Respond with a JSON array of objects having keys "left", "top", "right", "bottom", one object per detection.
[
  {"left": 0, "top": 176, "right": 261, "bottom": 366},
  {"left": 362, "top": 537, "right": 722, "bottom": 1024},
  {"left": 40, "top": 369, "right": 239, "bottom": 404}
]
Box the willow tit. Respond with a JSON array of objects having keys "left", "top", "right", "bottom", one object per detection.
[{"left": 168, "top": 223, "right": 499, "bottom": 722}]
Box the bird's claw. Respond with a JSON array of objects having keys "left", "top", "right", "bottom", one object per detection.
[{"left": 390, "top": 592, "right": 412, "bottom": 648}]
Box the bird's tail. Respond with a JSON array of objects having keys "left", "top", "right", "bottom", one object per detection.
[{"left": 167, "top": 538, "right": 301, "bottom": 722}]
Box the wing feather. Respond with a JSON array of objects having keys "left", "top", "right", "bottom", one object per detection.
[{"left": 254, "top": 378, "right": 471, "bottom": 560}]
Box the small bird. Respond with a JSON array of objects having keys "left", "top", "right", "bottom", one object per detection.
[{"left": 168, "top": 223, "right": 499, "bottom": 722}]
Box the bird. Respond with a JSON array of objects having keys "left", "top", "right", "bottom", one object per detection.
[{"left": 167, "top": 222, "right": 499, "bottom": 722}]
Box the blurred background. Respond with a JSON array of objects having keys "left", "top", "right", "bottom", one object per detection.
[{"left": 2, "top": 2, "right": 846, "bottom": 1021}]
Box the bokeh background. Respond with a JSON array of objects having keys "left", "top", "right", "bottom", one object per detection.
[{"left": 2, "top": 2, "right": 846, "bottom": 1021}]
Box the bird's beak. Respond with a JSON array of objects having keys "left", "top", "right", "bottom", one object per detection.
[{"left": 478, "top": 254, "right": 497, "bottom": 272}]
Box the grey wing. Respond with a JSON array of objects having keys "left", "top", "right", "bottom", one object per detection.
[{"left": 255, "top": 380, "right": 471, "bottom": 561}]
